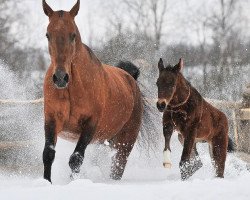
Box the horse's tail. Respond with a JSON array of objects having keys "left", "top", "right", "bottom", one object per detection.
[
  {"left": 116, "top": 61, "right": 140, "bottom": 80},
  {"left": 227, "top": 137, "right": 235, "bottom": 153},
  {"left": 116, "top": 61, "right": 159, "bottom": 151},
  {"left": 138, "top": 96, "right": 160, "bottom": 151}
]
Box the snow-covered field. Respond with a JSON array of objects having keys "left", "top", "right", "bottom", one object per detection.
[{"left": 0, "top": 135, "right": 249, "bottom": 200}]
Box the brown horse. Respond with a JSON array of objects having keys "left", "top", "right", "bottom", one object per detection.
[
  {"left": 42, "top": 0, "right": 144, "bottom": 183},
  {"left": 156, "top": 58, "right": 230, "bottom": 180}
]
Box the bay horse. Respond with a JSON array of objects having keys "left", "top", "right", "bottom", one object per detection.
[
  {"left": 42, "top": 0, "right": 144, "bottom": 183},
  {"left": 156, "top": 58, "right": 231, "bottom": 180}
]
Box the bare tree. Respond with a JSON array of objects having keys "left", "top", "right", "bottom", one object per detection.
[
  {"left": 208, "top": 0, "right": 242, "bottom": 88},
  {"left": 103, "top": 0, "right": 169, "bottom": 52},
  {"left": 123, "top": 0, "right": 168, "bottom": 51}
]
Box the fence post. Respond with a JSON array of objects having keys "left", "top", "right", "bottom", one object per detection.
[{"left": 238, "top": 84, "right": 250, "bottom": 153}]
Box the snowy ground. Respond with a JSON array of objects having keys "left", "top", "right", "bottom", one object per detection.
[{"left": 0, "top": 135, "right": 249, "bottom": 200}]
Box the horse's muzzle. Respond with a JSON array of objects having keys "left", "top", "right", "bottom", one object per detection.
[
  {"left": 157, "top": 101, "right": 166, "bottom": 112},
  {"left": 52, "top": 68, "right": 69, "bottom": 89}
]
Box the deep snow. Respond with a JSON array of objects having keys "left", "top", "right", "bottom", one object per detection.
[{"left": 0, "top": 135, "right": 250, "bottom": 200}]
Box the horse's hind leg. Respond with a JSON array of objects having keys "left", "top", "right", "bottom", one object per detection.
[
  {"left": 110, "top": 118, "right": 141, "bottom": 180},
  {"left": 110, "top": 101, "right": 142, "bottom": 180},
  {"left": 110, "top": 136, "right": 136, "bottom": 180},
  {"left": 211, "top": 130, "right": 228, "bottom": 178}
]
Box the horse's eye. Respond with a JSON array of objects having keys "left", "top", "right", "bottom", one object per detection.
[
  {"left": 70, "top": 33, "right": 76, "bottom": 42},
  {"left": 46, "top": 33, "right": 50, "bottom": 41}
]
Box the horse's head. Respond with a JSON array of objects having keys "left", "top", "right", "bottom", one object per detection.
[
  {"left": 43, "top": 0, "right": 80, "bottom": 89},
  {"left": 156, "top": 58, "right": 183, "bottom": 112}
]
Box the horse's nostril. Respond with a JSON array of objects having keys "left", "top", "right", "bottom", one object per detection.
[
  {"left": 64, "top": 74, "right": 69, "bottom": 83},
  {"left": 157, "top": 102, "right": 166, "bottom": 111},
  {"left": 53, "top": 74, "right": 58, "bottom": 83},
  {"left": 52, "top": 70, "right": 69, "bottom": 88}
]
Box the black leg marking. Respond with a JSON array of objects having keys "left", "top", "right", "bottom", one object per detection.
[
  {"left": 69, "top": 152, "right": 84, "bottom": 174},
  {"left": 43, "top": 120, "right": 56, "bottom": 183},
  {"left": 69, "top": 117, "right": 95, "bottom": 176}
]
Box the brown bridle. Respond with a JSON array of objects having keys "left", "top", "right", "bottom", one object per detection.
[
  {"left": 169, "top": 85, "right": 191, "bottom": 108},
  {"left": 167, "top": 84, "right": 204, "bottom": 127}
]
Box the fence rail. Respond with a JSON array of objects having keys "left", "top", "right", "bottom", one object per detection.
[
  {"left": 0, "top": 98, "right": 44, "bottom": 105},
  {"left": 0, "top": 97, "right": 249, "bottom": 150}
]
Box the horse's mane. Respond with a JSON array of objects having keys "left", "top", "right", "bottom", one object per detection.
[{"left": 82, "top": 44, "right": 102, "bottom": 66}]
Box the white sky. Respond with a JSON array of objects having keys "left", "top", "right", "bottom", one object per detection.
[{"left": 12, "top": 0, "right": 250, "bottom": 49}]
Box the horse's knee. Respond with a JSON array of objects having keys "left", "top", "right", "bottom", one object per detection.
[
  {"left": 69, "top": 152, "right": 84, "bottom": 173},
  {"left": 43, "top": 146, "right": 55, "bottom": 166}
]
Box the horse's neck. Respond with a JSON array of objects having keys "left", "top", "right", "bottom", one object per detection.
[
  {"left": 70, "top": 43, "right": 104, "bottom": 93},
  {"left": 170, "top": 74, "right": 190, "bottom": 107}
]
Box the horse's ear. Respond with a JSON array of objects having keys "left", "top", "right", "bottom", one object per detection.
[
  {"left": 70, "top": 0, "right": 80, "bottom": 17},
  {"left": 158, "top": 58, "right": 165, "bottom": 72},
  {"left": 175, "top": 58, "right": 184, "bottom": 72},
  {"left": 43, "top": 0, "right": 54, "bottom": 17}
]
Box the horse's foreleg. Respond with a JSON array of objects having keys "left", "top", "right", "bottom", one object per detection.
[
  {"left": 69, "top": 118, "right": 94, "bottom": 177},
  {"left": 178, "top": 134, "right": 203, "bottom": 179},
  {"left": 43, "top": 120, "right": 56, "bottom": 183},
  {"left": 163, "top": 123, "right": 174, "bottom": 169},
  {"left": 179, "top": 127, "right": 197, "bottom": 180}
]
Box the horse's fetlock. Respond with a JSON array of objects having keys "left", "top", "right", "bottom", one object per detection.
[
  {"left": 69, "top": 152, "right": 84, "bottom": 173},
  {"left": 43, "top": 146, "right": 55, "bottom": 165}
]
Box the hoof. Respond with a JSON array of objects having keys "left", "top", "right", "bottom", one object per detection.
[
  {"left": 163, "top": 162, "right": 172, "bottom": 169},
  {"left": 70, "top": 172, "right": 81, "bottom": 180},
  {"left": 69, "top": 152, "right": 83, "bottom": 174},
  {"left": 180, "top": 157, "right": 203, "bottom": 180},
  {"left": 110, "top": 173, "right": 122, "bottom": 181},
  {"left": 163, "top": 150, "right": 172, "bottom": 169}
]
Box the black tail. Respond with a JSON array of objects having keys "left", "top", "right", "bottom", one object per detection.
[
  {"left": 227, "top": 137, "right": 235, "bottom": 153},
  {"left": 116, "top": 61, "right": 140, "bottom": 80}
]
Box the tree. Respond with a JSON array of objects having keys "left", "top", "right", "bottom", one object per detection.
[{"left": 208, "top": 0, "right": 242, "bottom": 90}]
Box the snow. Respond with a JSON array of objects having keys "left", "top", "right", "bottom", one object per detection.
[
  {"left": 1, "top": 175, "right": 250, "bottom": 200},
  {"left": 0, "top": 135, "right": 249, "bottom": 200}
]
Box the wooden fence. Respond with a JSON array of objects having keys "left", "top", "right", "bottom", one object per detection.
[{"left": 0, "top": 96, "right": 249, "bottom": 152}]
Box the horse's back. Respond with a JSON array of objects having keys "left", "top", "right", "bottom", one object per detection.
[{"left": 103, "top": 64, "right": 140, "bottom": 97}]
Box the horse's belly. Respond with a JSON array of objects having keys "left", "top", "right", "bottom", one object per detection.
[{"left": 58, "top": 131, "right": 80, "bottom": 143}]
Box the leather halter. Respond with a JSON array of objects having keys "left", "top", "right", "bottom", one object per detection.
[
  {"left": 169, "top": 85, "right": 191, "bottom": 108},
  {"left": 167, "top": 88, "right": 204, "bottom": 127}
]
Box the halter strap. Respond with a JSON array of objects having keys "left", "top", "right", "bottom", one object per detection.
[{"left": 169, "top": 85, "right": 191, "bottom": 108}]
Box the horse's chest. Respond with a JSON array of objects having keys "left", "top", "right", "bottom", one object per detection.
[
  {"left": 171, "top": 111, "right": 188, "bottom": 129},
  {"left": 53, "top": 99, "right": 86, "bottom": 130}
]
